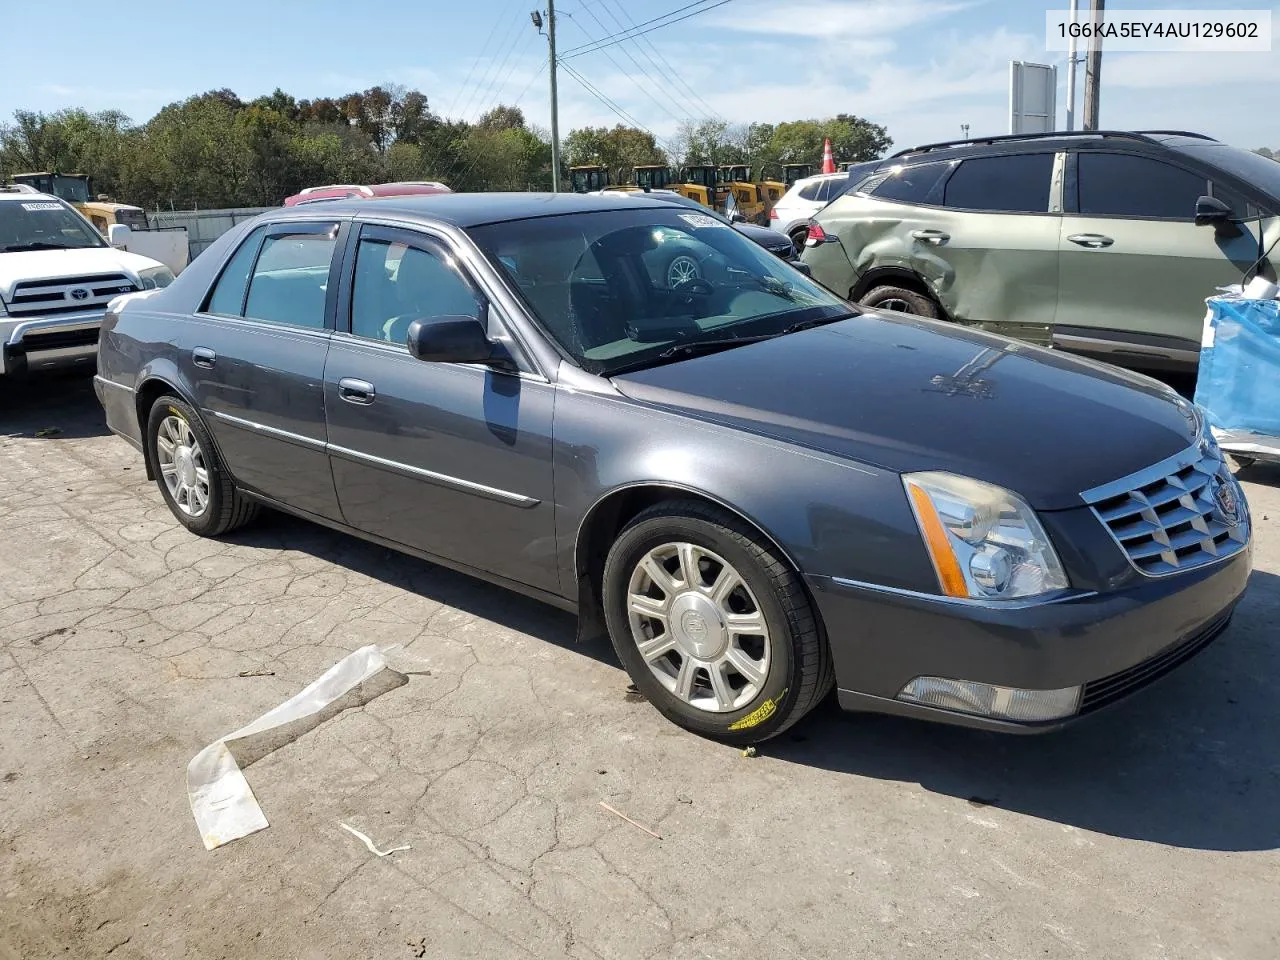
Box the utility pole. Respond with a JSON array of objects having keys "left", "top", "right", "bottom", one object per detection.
[
  {"left": 960, "top": 123, "right": 969, "bottom": 140},
  {"left": 1082, "top": 0, "right": 1104, "bottom": 130},
  {"left": 1065, "top": 0, "right": 1079, "bottom": 130},
  {"left": 531, "top": 6, "right": 561, "bottom": 191}
]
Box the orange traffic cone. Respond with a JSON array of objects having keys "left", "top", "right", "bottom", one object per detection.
[{"left": 821, "top": 138, "right": 836, "bottom": 174}]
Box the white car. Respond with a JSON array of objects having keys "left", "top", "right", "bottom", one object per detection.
[
  {"left": 0, "top": 187, "right": 173, "bottom": 377},
  {"left": 768, "top": 173, "right": 852, "bottom": 252}
]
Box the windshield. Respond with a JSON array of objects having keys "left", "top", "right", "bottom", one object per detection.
[
  {"left": 0, "top": 199, "right": 106, "bottom": 252},
  {"left": 469, "top": 207, "right": 852, "bottom": 376},
  {"left": 1176, "top": 143, "right": 1280, "bottom": 210}
]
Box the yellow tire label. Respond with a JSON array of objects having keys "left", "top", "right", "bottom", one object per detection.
[
  {"left": 168, "top": 406, "right": 185, "bottom": 420},
  {"left": 728, "top": 688, "right": 787, "bottom": 731}
]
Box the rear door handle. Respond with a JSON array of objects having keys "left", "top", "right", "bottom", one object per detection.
[
  {"left": 338, "top": 378, "right": 376, "bottom": 404},
  {"left": 910, "top": 229, "right": 950, "bottom": 244},
  {"left": 1067, "top": 233, "right": 1114, "bottom": 248},
  {"left": 192, "top": 346, "right": 216, "bottom": 368}
]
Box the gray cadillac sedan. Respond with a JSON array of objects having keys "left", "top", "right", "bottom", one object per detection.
[{"left": 95, "top": 193, "right": 1251, "bottom": 743}]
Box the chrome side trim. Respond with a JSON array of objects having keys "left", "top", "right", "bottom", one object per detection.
[
  {"left": 326, "top": 443, "right": 540, "bottom": 508},
  {"left": 827, "top": 576, "right": 1093, "bottom": 609},
  {"left": 209, "top": 410, "right": 327, "bottom": 452},
  {"left": 94, "top": 375, "right": 135, "bottom": 394},
  {"left": 1051, "top": 332, "right": 1200, "bottom": 365}
]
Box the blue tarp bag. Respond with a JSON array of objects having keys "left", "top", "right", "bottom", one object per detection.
[{"left": 1194, "top": 295, "right": 1280, "bottom": 437}]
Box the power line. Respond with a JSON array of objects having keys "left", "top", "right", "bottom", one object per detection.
[
  {"left": 449, "top": 61, "right": 550, "bottom": 190},
  {"left": 559, "top": 0, "right": 735, "bottom": 60},
  {"left": 444, "top": 0, "right": 518, "bottom": 120},
  {"left": 597, "top": 0, "right": 725, "bottom": 126},
  {"left": 558, "top": 60, "right": 677, "bottom": 156}
]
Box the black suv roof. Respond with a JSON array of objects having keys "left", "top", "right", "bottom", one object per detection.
[{"left": 889, "top": 130, "right": 1219, "bottom": 163}]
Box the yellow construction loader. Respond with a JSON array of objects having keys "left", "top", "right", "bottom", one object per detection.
[
  {"left": 670, "top": 165, "right": 719, "bottom": 210},
  {"left": 717, "top": 165, "right": 767, "bottom": 224},
  {"left": 569, "top": 165, "right": 611, "bottom": 193},
  {"left": 10, "top": 172, "right": 150, "bottom": 234}
]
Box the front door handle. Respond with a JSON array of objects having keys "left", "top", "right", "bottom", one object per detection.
[
  {"left": 1067, "top": 233, "right": 1114, "bottom": 248},
  {"left": 910, "top": 229, "right": 950, "bottom": 244},
  {"left": 192, "top": 346, "right": 216, "bottom": 368},
  {"left": 338, "top": 378, "right": 376, "bottom": 404}
]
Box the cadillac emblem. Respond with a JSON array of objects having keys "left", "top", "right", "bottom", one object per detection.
[{"left": 1215, "top": 480, "right": 1240, "bottom": 525}]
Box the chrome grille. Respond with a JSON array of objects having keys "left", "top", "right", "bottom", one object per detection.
[
  {"left": 1081, "top": 439, "right": 1249, "bottom": 577},
  {"left": 7, "top": 273, "right": 137, "bottom": 317}
]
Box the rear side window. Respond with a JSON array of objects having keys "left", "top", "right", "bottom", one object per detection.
[
  {"left": 944, "top": 153, "right": 1053, "bottom": 213},
  {"left": 242, "top": 229, "right": 338, "bottom": 329},
  {"left": 205, "top": 225, "right": 267, "bottom": 316},
  {"left": 1077, "top": 153, "right": 1208, "bottom": 220},
  {"left": 871, "top": 162, "right": 950, "bottom": 204},
  {"left": 798, "top": 181, "right": 823, "bottom": 201}
]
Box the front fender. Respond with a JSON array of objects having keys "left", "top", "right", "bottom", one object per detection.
[{"left": 553, "top": 389, "right": 938, "bottom": 596}]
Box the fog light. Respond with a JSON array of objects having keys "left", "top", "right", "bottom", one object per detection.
[{"left": 897, "top": 677, "right": 1081, "bottom": 722}]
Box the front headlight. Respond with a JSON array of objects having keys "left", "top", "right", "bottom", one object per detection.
[
  {"left": 137, "top": 265, "right": 175, "bottom": 290},
  {"left": 904, "top": 472, "right": 1068, "bottom": 600}
]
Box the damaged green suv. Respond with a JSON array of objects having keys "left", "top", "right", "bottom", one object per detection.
[{"left": 802, "top": 130, "right": 1280, "bottom": 371}]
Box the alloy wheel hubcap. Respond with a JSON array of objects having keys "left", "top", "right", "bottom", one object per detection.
[
  {"left": 879, "top": 297, "right": 912, "bottom": 312},
  {"left": 156, "top": 415, "right": 210, "bottom": 518},
  {"left": 667, "top": 256, "right": 700, "bottom": 287},
  {"left": 626, "top": 542, "right": 770, "bottom": 713}
]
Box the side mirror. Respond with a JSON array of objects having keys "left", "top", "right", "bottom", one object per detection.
[
  {"left": 730, "top": 212, "right": 747, "bottom": 223},
  {"left": 1195, "top": 195, "right": 1233, "bottom": 226},
  {"left": 107, "top": 223, "right": 132, "bottom": 248},
  {"left": 406, "top": 316, "right": 510, "bottom": 367},
  {"left": 791, "top": 260, "right": 813, "bottom": 276}
]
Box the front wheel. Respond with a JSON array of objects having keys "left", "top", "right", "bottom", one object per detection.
[
  {"left": 602, "top": 501, "right": 833, "bottom": 744},
  {"left": 858, "top": 284, "right": 940, "bottom": 319},
  {"left": 146, "top": 395, "right": 258, "bottom": 537}
]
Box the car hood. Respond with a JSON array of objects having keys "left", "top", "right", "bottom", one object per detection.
[
  {"left": 733, "top": 222, "right": 792, "bottom": 252},
  {"left": 0, "top": 247, "right": 163, "bottom": 300},
  {"left": 610, "top": 312, "right": 1198, "bottom": 511}
]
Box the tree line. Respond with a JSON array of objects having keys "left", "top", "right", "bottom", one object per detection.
[{"left": 0, "top": 85, "right": 892, "bottom": 211}]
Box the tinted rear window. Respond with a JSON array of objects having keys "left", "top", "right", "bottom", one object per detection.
[
  {"left": 943, "top": 153, "right": 1053, "bottom": 213},
  {"left": 1077, "top": 153, "right": 1207, "bottom": 220},
  {"left": 870, "top": 162, "right": 950, "bottom": 204}
]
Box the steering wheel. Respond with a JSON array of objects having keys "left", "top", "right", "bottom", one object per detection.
[{"left": 672, "top": 277, "right": 714, "bottom": 297}]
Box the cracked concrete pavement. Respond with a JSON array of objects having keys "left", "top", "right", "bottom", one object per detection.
[{"left": 2, "top": 373, "right": 1278, "bottom": 959}]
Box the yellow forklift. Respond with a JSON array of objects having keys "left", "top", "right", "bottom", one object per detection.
[
  {"left": 757, "top": 163, "right": 816, "bottom": 220},
  {"left": 569, "top": 165, "right": 611, "bottom": 193},
  {"left": 717, "top": 165, "right": 767, "bottom": 224},
  {"left": 10, "top": 171, "right": 149, "bottom": 234},
  {"left": 670, "top": 165, "right": 719, "bottom": 210},
  {"left": 601, "top": 164, "right": 676, "bottom": 193}
]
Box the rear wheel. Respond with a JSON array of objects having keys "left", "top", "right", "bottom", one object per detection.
[
  {"left": 146, "top": 395, "right": 258, "bottom": 537},
  {"left": 859, "top": 284, "right": 940, "bottom": 319},
  {"left": 789, "top": 228, "right": 810, "bottom": 252},
  {"left": 602, "top": 500, "right": 833, "bottom": 744}
]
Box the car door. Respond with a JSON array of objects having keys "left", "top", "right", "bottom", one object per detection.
[
  {"left": 323, "top": 222, "right": 558, "bottom": 593},
  {"left": 923, "top": 151, "right": 1062, "bottom": 338},
  {"left": 1056, "top": 150, "right": 1261, "bottom": 362},
  {"left": 184, "top": 219, "right": 344, "bottom": 521}
]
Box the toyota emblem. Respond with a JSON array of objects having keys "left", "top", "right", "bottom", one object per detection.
[
  {"left": 68, "top": 287, "right": 90, "bottom": 301},
  {"left": 1215, "top": 480, "right": 1240, "bottom": 525}
]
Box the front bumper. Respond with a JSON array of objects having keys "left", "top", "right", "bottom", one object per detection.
[
  {"left": 1, "top": 310, "right": 106, "bottom": 376},
  {"left": 808, "top": 546, "right": 1251, "bottom": 732}
]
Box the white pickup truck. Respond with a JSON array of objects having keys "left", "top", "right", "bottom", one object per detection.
[{"left": 0, "top": 186, "right": 173, "bottom": 377}]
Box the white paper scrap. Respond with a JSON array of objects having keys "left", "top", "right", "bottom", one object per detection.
[
  {"left": 340, "top": 822, "right": 411, "bottom": 857},
  {"left": 187, "top": 644, "right": 388, "bottom": 850}
]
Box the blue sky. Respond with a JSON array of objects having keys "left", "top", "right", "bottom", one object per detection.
[{"left": 4, "top": 0, "right": 1278, "bottom": 154}]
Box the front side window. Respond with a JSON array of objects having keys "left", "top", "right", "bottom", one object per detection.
[
  {"left": 0, "top": 199, "right": 106, "bottom": 252},
  {"left": 943, "top": 153, "right": 1054, "bottom": 213},
  {"left": 350, "top": 237, "right": 483, "bottom": 345},
  {"left": 470, "top": 208, "right": 852, "bottom": 376},
  {"left": 1077, "top": 153, "right": 1208, "bottom": 220},
  {"left": 870, "top": 162, "right": 950, "bottom": 204},
  {"left": 242, "top": 228, "right": 338, "bottom": 328}
]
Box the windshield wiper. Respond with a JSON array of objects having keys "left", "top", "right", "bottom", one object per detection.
[{"left": 1, "top": 242, "right": 75, "bottom": 252}]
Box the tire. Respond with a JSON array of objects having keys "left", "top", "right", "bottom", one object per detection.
[
  {"left": 789, "top": 228, "right": 810, "bottom": 252},
  {"left": 1231, "top": 455, "right": 1257, "bottom": 470},
  {"left": 602, "top": 500, "right": 833, "bottom": 744},
  {"left": 145, "top": 395, "right": 258, "bottom": 537},
  {"left": 859, "top": 284, "right": 940, "bottom": 319},
  {"left": 664, "top": 253, "right": 702, "bottom": 289}
]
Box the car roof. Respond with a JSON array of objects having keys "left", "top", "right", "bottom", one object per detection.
[
  {"left": 889, "top": 129, "right": 1220, "bottom": 165},
  {"left": 270, "top": 191, "right": 675, "bottom": 227},
  {"left": 0, "top": 189, "right": 59, "bottom": 203}
]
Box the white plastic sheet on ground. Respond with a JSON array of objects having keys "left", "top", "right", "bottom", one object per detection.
[{"left": 187, "top": 644, "right": 389, "bottom": 850}]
